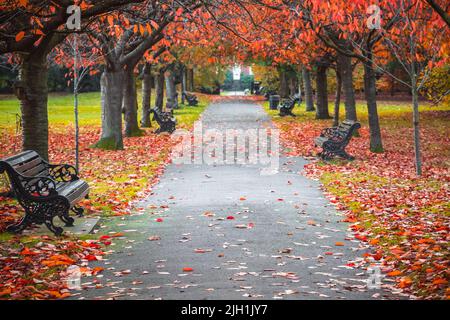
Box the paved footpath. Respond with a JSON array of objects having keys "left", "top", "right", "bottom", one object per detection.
[{"left": 74, "top": 99, "right": 401, "bottom": 300}]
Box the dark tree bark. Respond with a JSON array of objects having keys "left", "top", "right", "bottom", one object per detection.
[
  {"left": 315, "top": 65, "right": 331, "bottom": 119},
  {"left": 123, "top": 65, "right": 141, "bottom": 137},
  {"left": 94, "top": 67, "right": 124, "bottom": 150},
  {"left": 425, "top": 0, "right": 450, "bottom": 27},
  {"left": 363, "top": 58, "right": 383, "bottom": 153},
  {"left": 141, "top": 63, "right": 152, "bottom": 127},
  {"left": 187, "top": 68, "right": 194, "bottom": 91},
  {"left": 278, "top": 69, "right": 289, "bottom": 98},
  {"left": 181, "top": 65, "right": 187, "bottom": 104},
  {"left": 333, "top": 68, "right": 342, "bottom": 127},
  {"left": 164, "top": 65, "right": 177, "bottom": 109},
  {"left": 288, "top": 73, "right": 297, "bottom": 96},
  {"left": 155, "top": 69, "right": 165, "bottom": 111},
  {"left": 302, "top": 67, "right": 315, "bottom": 111},
  {"left": 337, "top": 53, "right": 357, "bottom": 122},
  {"left": 15, "top": 54, "right": 49, "bottom": 160}
]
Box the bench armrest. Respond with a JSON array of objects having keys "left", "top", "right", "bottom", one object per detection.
[
  {"left": 47, "top": 164, "right": 79, "bottom": 182},
  {"left": 19, "top": 174, "right": 58, "bottom": 199},
  {"left": 320, "top": 127, "right": 338, "bottom": 138}
]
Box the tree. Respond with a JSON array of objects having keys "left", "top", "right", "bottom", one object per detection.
[
  {"left": 382, "top": 0, "right": 449, "bottom": 175},
  {"left": 0, "top": 0, "right": 143, "bottom": 159}
]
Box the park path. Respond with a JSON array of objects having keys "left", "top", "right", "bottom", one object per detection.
[{"left": 74, "top": 99, "right": 399, "bottom": 300}]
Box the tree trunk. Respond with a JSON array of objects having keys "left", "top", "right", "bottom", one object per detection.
[
  {"left": 16, "top": 55, "right": 49, "bottom": 160},
  {"left": 363, "top": 59, "right": 383, "bottom": 153},
  {"left": 278, "top": 69, "right": 289, "bottom": 98},
  {"left": 411, "top": 85, "right": 422, "bottom": 175},
  {"left": 333, "top": 69, "right": 342, "bottom": 127},
  {"left": 94, "top": 69, "right": 124, "bottom": 150},
  {"left": 288, "top": 73, "right": 297, "bottom": 95},
  {"left": 187, "top": 68, "right": 194, "bottom": 91},
  {"left": 181, "top": 65, "right": 187, "bottom": 105},
  {"left": 165, "top": 66, "right": 177, "bottom": 110},
  {"left": 141, "top": 63, "right": 152, "bottom": 127},
  {"left": 338, "top": 53, "right": 357, "bottom": 122},
  {"left": 315, "top": 65, "right": 331, "bottom": 119},
  {"left": 155, "top": 70, "right": 165, "bottom": 111},
  {"left": 302, "top": 67, "right": 315, "bottom": 111},
  {"left": 297, "top": 71, "right": 302, "bottom": 98},
  {"left": 123, "top": 66, "right": 141, "bottom": 137}
]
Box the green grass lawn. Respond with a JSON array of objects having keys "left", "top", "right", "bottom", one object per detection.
[
  {"left": 263, "top": 99, "right": 450, "bottom": 129},
  {"left": 0, "top": 91, "right": 210, "bottom": 129}
]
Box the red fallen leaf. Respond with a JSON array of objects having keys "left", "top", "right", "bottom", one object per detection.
[
  {"left": 195, "top": 249, "right": 205, "bottom": 253},
  {"left": 418, "top": 238, "right": 435, "bottom": 244},
  {"left": 247, "top": 223, "right": 254, "bottom": 228},
  {"left": 335, "top": 242, "right": 345, "bottom": 246},
  {"left": 387, "top": 270, "right": 402, "bottom": 277},
  {"left": 20, "top": 247, "right": 39, "bottom": 255},
  {"left": 88, "top": 242, "right": 102, "bottom": 249},
  {"left": 239, "top": 197, "right": 246, "bottom": 201},
  {"left": 102, "top": 241, "right": 112, "bottom": 246},
  {"left": 354, "top": 234, "right": 367, "bottom": 241},
  {"left": 155, "top": 218, "right": 163, "bottom": 222},
  {"left": 84, "top": 255, "right": 98, "bottom": 261},
  {"left": 399, "top": 277, "right": 412, "bottom": 288},
  {"left": 324, "top": 252, "right": 333, "bottom": 255},
  {"left": 432, "top": 278, "right": 448, "bottom": 285},
  {"left": 226, "top": 215, "right": 235, "bottom": 220},
  {"left": 92, "top": 267, "right": 104, "bottom": 275},
  {"left": 182, "top": 267, "right": 193, "bottom": 272},
  {"left": 277, "top": 198, "right": 284, "bottom": 201},
  {"left": 372, "top": 251, "right": 383, "bottom": 261},
  {"left": 99, "top": 235, "right": 111, "bottom": 240}
]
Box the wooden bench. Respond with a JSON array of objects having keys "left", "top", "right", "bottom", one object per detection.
[
  {"left": 314, "top": 120, "right": 361, "bottom": 160},
  {"left": 182, "top": 92, "right": 198, "bottom": 106},
  {"left": 151, "top": 108, "right": 177, "bottom": 133},
  {"left": 278, "top": 94, "right": 301, "bottom": 117},
  {"left": 0, "top": 150, "right": 89, "bottom": 236}
]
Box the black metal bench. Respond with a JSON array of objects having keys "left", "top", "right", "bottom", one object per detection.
[
  {"left": 278, "top": 94, "right": 301, "bottom": 117},
  {"left": 0, "top": 150, "right": 89, "bottom": 236},
  {"left": 182, "top": 92, "right": 198, "bottom": 106},
  {"left": 314, "top": 120, "right": 361, "bottom": 160},
  {"left": 151, "top": 108, "right": 177, "bottom": 133}
]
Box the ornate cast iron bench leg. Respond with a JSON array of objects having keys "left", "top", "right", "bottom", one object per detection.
[{"left": 71, "top": 206, "right": 84, "bottom": 217}]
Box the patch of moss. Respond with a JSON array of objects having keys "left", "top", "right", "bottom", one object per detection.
[{"left": 91, "top": 137, "right": 123, "bottom": 150}]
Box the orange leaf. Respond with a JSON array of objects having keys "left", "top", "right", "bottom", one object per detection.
[
  {"left": 111, "top": 232, "right": 124, "bottom": 237},
  {"left": 0, "top": 288, "right": 12, "bottom": 297},
  {"left": 387, "top": 270, "right": 402, "bottom": 277},
  {"left": 335, "top": 242, "right": 345, "bottom": 246},
  {"left": 15, "top": 31, "right": 25, "bottom": 42},
  {"left": 182, "top": 267, "right": 193, "bottom": 272},
  {"left": 432, "top": 278, "right": 448, "bottom": 285}
]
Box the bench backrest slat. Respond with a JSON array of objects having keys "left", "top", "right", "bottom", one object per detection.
[
  {"left": 0, "top": 150, "right": 48, "bottom": 196},
  {"left": 334, "top": 121, "right": 360, "bottom": 147}
]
